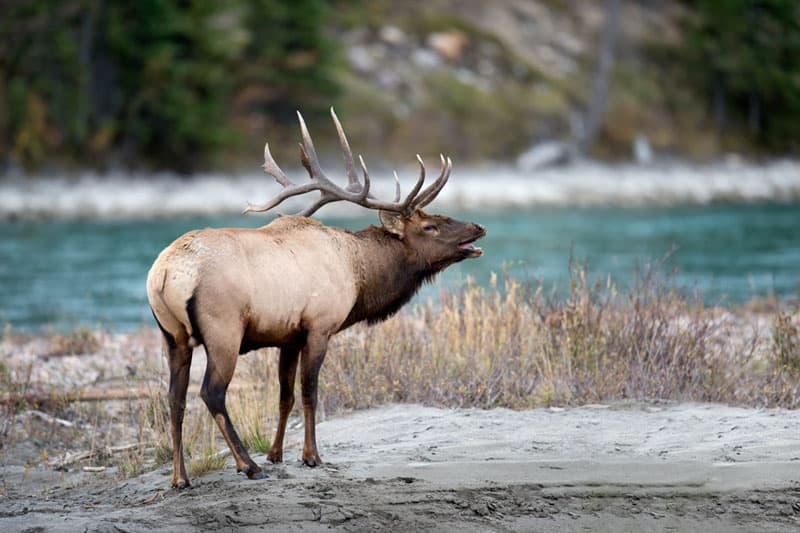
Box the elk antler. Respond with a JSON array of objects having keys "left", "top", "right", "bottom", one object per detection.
[{"left": 244, "top": 108, "right": 452, "bottom": 217}]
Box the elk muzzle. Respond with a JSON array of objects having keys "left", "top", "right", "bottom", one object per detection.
[{"left": 459, "top": 223, "right": 486, "bottom": 258}]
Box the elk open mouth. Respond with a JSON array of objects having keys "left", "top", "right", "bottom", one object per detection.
[
  {"left": 459, "top": 238, "right": 483, "bottom": 257},
  {"left": 459, "top": 225, "right": 486, "bottom": 258}
]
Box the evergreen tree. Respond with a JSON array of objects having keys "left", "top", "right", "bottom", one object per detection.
[
  {"left": 0, "top": 0, "right": 337, "bottom": 171},
  {"left": 685, "top": 0, "right": 800, "bottom": 152}
]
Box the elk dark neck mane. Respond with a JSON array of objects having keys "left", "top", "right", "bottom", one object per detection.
[{"left": 342, "top": 226, "right": 439, "bottom": 328}]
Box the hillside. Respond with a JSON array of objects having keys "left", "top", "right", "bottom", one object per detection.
[
  {"left": 328, "top": 0, "right": 689, "bottom": 163},
  {"left": 2, "top": 1, "right": 798, "bottom": 172}
]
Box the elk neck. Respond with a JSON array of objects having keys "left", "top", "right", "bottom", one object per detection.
[{"left": 342, "top": 226, "right": 439, "bottom": 328}]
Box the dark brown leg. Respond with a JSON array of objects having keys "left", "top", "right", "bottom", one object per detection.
[
  {"left": 167, "top": 340, "right": 193, "bottom": 489},
  {"left": 299, "top": 333, "right": 329, "bottom": 467},
  {"left": 200, "top": 340, "right": 264, "bottom": 480},
  {"left": 268, "top": 345, "right": 300, "bottom": 463}
]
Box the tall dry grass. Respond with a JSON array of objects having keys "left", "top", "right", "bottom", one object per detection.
[
  {"left": 3, "top": 267, "right": 798, "bottom": 477},
  {"left": 320, "top": 268, "right": 799, "bottom": 412}
]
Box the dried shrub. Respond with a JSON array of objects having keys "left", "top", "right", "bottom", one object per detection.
[
  {"left": 772, "top": 308, "right": 800, "bottom": 374},
  {"left": 44, "top": 328, "right": 102, "bottom": 356},
  {"left": 319, "top": 268, "right": 799, "bottom": 411},
  {"left": 188, "top": 449, "right": 228, "bottom": 477}
]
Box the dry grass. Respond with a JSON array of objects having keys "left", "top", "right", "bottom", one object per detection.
[
  {"left": 124, "top": 350, "right": 280, "bottom": 474},
  {"left": 188, "top": 449, "right": 229, "bottom": 477},
  {"left": 42, "top": 327, "right": 103, "bottom": 356},
  {"left": 773, "top": 308, "right": 800, "bottom": 374},
  {"left": 319, "top": 268, "right": 799, "bottom": 411},
  {"left": 2, "top": 267, "right": 798, "bottom": 481}
]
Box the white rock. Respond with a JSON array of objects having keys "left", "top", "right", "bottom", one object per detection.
[
  {"left": 633, "top": 134, "right": 653, "bottom": 165},
  {"left": 379, "top": 25, "right": 407, "bottom": 46},
  {"left": 516, "top": 141, "right": 571, "bottom": 171},
  {"left": 347, "top": 45, "right": 375, "bottom": 72},
  {"left": 411, "top": 48, "right": 440, "bottom": 69}
]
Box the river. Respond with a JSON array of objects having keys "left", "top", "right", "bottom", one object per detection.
[{"left": 1, "top": 161, "right": 799, "bottom": 331}]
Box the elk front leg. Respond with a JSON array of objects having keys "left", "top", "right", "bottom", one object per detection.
[
  {"left": 200, "top": 339, "right": 264, "bottom": 480},
  {"left": 299, "top": 334, "right": 329, "bottom": 467},
  {"left": 268, "top": 344, "right": 300, "bottom": 463},
  {"left": 167, "top": 340, "right": 192, "bottom": 489}
]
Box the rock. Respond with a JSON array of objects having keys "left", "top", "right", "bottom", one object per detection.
[
  {"left": 536, "top": 44, "right": 577, "bottom": 75},
  {"left": 379, "top": 25, "right": 407, "bottom": 46},
  {"left": 516, "top": 141, "right": 571, "bottom": 171},
  {"left": 377, "top": 69, "right": 400, "bottom": 89},
  {"left": 411, "top": 48, "right": 440, "bottom": 69},
  {"left": 455, "top": 68, "right": 486, "bottom": 90},
  {"left": 427, "top": 30, "right": 469, "bottom": 62},
  {"left": 347, "top": 45, "right": 376, "bottom": 72},
  {"left": 633, "top": 133, "right": 653, "bottom": 164},
  {"left": 725, "top": 153, "right": 744, "bottom": 168},
  {"left": 477, "top": 58, "right": 496, "bottom": 77}
]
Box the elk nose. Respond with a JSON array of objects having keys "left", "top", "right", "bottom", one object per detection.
[{"left": 475, "top": 223, "right": 486, "bottom": 233}]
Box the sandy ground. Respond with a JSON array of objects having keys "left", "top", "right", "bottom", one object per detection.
[{"left": 1, "top": 402, "right": 799, "bottom": 532}]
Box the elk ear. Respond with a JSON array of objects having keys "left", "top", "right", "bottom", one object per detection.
[{"left": 379, "top": 210, "right": 405, "bottom": 238}]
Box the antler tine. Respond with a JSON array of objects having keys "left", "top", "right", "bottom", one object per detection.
[
  {"left": 356, "top": 155, "right": 436, "bottom": 214},
  {"left": 262, "top": 142, "right": 294, "bottom": 187},
  {"left": 357, "top": 155, "right": 371, "bottom": 200},
  {"left": 330, "top": 108, "right": 363, "bottom": 193},
  {"left": 399, "top": 154, "right": 427, "bottom": 212},
  {"left": 243, "top": 181, "right": 321, "bottom": 214},
  {"left": 297, "top": 111, "right": 357, "bottom": 193},
  {"left": 244, "top": 142, "right": 307, "bottom": 213},
  {"left": 411, "top": 154, "right": 451, "bottom": 210},
  {"left": 355, "top": 156, "right": 416, "bottom": 212},
  {"left": 295, "top": 111, "right": 371, "bottom": 216},
  {"left": 296, "top": 111, "right": 325, "bottom": 181},
  {"left": 392, "top": 171, "right": 401, "bottom": 202}
]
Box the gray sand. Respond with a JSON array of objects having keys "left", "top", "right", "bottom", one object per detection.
[{"left": 2, "top": 402, "right": 799, "bottom": 532}]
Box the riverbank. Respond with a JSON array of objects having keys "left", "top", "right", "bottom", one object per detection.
[
  {"left": 1, "top": 280, "right": 798, "bottom": 464},
  {"left": 1, "top": 282, "right": 798, "bottom": 530},
  {"left": 2, "top": 160, "right": 800, "bottom": 219}
]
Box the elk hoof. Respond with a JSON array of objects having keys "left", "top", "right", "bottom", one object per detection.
[
  {"left": 267, "top": 451, "right": 283, "bottom": 463},
  {"left": 172, "top": 479, "right": 191, "bottom": 490},
  {"left": 303, "top": 457, "right": 321, "bottom": 468},
  {"left": 248, "top": 470, "right": 267, "bottom": 480},
  {"left": 239, "top": 466, "right": 266, "bottom": 480}
]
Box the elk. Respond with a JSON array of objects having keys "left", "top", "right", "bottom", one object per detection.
[{"left": 146, "top": 109, "right": 486, "bottom": 488}]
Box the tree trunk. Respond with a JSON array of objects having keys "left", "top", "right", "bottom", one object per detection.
[
  {"left": 75, "top": 1, "right": 102, "bottom": 146},
  {"left": 578, "top": 0, "right": 622, "bottom": 156},
  {"left": 712, "top": 76, "right": 727, "bottom": 129}
]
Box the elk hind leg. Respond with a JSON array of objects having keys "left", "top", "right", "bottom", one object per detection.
[
  {"left": 200, "top": 337, "right": 264, "bottom": 480},
  {"left": 164, "top": 333, "right": 193, "bottom": 489},
  {"left": 268, "top": 344, "right": 300, "bottom": 463}
]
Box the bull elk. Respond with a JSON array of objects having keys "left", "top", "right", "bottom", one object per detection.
[{"left": 147, "top": 109, "right": 486, "bottom": 488}]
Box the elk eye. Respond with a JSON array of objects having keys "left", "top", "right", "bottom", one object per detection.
[{"left": 423, "top": 224, "right": 437, "bottom": 232}]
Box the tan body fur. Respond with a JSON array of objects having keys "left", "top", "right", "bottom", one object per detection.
[{"left": 149, "top": 217, "right": 358, "bottom": 348}]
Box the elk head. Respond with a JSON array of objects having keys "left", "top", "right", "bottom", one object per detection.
[{"left": 378, "top": 209, "right": 485, "bottom": 272}]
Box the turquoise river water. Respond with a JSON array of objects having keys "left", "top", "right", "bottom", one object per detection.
[{"left": 1, "top": 202, "right": 798, "bottom": 331}]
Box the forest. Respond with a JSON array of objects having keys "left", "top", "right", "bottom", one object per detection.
[{"left": 1, "top": 0, "right": 799, "bottom": 173}]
